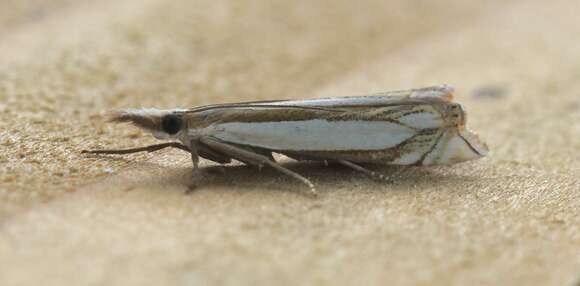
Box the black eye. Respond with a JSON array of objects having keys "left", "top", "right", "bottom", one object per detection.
[{"left": 161, "top": 115, "right": 182, "bottom": 135}]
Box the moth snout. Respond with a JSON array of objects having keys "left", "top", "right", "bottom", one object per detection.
[
  {"left": 108, "top": 109, "right": 160, "bottom": 131},
  {"left": 107, "top": 108, "right": 186, "bottom": 139}
]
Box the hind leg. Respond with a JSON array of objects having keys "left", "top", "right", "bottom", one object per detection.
[{"left": 336, "top": 160, "right": 408, "bottom": 183}]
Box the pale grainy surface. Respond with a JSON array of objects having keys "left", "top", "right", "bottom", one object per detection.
[{"left": 0, "top": 1, "right": 579, "bottom": 285}]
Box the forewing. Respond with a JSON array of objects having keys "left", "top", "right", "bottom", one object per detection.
[
  {"left": 186, "top": 85, "right": 453, "bottom": 113},
  {"left": 207, "top": 119, "right": 416, "bottom": 151},
  {"left": 200, "top": 102, "right": 450, "bottom": 152}
]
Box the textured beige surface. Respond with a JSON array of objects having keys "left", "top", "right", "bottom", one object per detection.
[{"left": 1, "top": 1, "right": 579, "bottom": 285}]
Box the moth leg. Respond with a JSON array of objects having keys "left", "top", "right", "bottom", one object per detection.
[
  {"left": 336, "top": 160, "right": 394, "bottom": 183},
  {"left": 200, "top": 137, "right": 317, "bottom": 196},
  {"left": 198, "top": 145, "right": 232, "bottom": 164},
  {"left": 245, "top": 147, "right": 275, "bottom": 162},
  {"left": 190, "top": 140, "right": 199, "bottom": 170},
  {"left": 82, "top": 142, "right": 190, "bottom": 155},
  {"left": 186, "top": 140, "right": 204, "bottom": 193}
]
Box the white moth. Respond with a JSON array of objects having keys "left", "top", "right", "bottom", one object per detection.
[{"left": 84, "top": 85, "right": 488, "bottom": 194}]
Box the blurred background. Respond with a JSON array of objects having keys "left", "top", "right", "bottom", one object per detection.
[{"left": 0, "top": 1, "right": 579, "bottom": 285}]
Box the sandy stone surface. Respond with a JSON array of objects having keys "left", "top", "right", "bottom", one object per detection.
[{"left": 0, "top": 0, "right": 578, "bottom": 285}]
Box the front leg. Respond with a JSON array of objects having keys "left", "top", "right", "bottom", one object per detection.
[
  {"left": 187, "top": 139, "right": 202, "bottom": 193},
  {"left": 190, "top": 139, "right": 199, "bottom": 170},
  {"left": 82, "top": 142, "right": 190, "bottom": 155}
]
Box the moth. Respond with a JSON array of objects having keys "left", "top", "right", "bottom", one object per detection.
[{"left": 83, "top": 85, "right": 488, "bottom": 194}]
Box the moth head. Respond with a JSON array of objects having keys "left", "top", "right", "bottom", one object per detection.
[{"left": 109, "top": 108, "right": 187, "bottom": 140}]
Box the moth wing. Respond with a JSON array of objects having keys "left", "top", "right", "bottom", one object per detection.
[
  {"left": 204, "top": 115, "right": 422, "bottom": 152},
  {"left": 191, "top": 85, "right": 455, "bottom": 158},
  {"left": 186, "top": 85, "right": 454, "bottom": 113}
]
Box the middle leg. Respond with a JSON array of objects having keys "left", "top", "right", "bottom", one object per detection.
[{"left": 200, "top": 137, "right": 317, "bottom": 195}]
